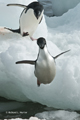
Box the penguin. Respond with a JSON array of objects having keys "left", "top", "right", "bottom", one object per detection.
[
  {"left": 16, "top": 37, "right": 70, "bottom": 86},
  {"left": 5, "top": 2, "right": 44, "bottom": 40}
]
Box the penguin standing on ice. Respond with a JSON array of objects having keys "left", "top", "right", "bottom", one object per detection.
[
  {"left": 5, "top": 2, "right": 44, "bottom": 40},
  {"left": 16, "top": 37, "right": 70, "bottom": 86}
]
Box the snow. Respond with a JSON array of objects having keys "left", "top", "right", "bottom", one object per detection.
[
  {"left": 36, "top": 110, "right": 80, "bottom": 120},
  {"left": 5, "top": 117, "right": 45, "bottom": 120},
  {"left": 0, "top": 0, "right": 80, "bottom": 111}
]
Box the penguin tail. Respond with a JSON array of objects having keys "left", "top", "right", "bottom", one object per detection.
[{"left": 4, "top": 27, "right": 20, "bottom": 34}]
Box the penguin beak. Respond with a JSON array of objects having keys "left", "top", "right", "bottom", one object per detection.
[
  {"left": 35, "top": 14, "right": 40, "bottom": 19},
  {"left": 36, "top": 16, "right": 39, "bottom": 19},
  {"left": 39, "top": 44, "right": 45, "bottom": 49}
]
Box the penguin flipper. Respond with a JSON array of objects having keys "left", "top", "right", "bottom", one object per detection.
[
  {"left": 16, "top": 60, "right": 35, "bottom": 65},
  {"left": 4, "top": 27, "right": 20, "bottom": 34},
  {"left": 7, "top": 4, "right": 27, "bottom": 8},
  {"left": 54, "top": 49, "right": 70, "bottom": 59}
]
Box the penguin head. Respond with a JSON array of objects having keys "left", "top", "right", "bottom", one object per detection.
[
  {"left": 34, "top": 6, "right": 43, "bottom": 19},
  {"left": 28, "top": 2, "right": 43, "bottom": 19},
  {"left": 37, "top": 37, "right": 46, "bottom": 49}
]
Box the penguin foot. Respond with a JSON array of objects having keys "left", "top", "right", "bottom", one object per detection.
[
  {"left": 37, "top": 79, "right": 41, "bottom": 87},
  {"left": 23, "top": 32, "right": 29, "bottom": 37},
  {"left": 30, "top": 37, "right": 37, "bottom": 41}
]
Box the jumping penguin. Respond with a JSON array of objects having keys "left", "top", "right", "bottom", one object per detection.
[
  {"left": 16, "top": 37, "right": 70, "bottom": 86},
  {"left": 5, "top": 2, "right": 44, "bottom": 40}
]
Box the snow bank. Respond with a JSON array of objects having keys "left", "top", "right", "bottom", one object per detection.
[
  {"left": 0, "top": 0, "right": 80, "bottom": 111},
  {"left": 52, "top": 0, "right": 80, "bottom": 16},
  {"left": 0, "top": 27, "right": 59, "bottom": 102}
]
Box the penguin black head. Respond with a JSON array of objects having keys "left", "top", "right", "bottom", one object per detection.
[
  {"left": 28, "top": 2, "right": 43, "bottom": 19},
  {"left": 34, "top": 6, "right": 43, "bottom": 19},
  {"left": 37, "top": 37, "right": 46, "bottom": 49}
]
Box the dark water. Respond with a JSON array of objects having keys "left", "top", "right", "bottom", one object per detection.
[
  {"left": 1, "top": 97, "right": 80, "bottom": 120},
  {"left": 0, "top": 96, "right": 47, "bottom": 119}
]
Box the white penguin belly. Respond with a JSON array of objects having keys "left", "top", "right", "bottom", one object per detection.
[
  {"left": 20, "top": 9, "right": 41, "bottom": 36},
  {"left": 35, "top": 55, "right": 56, "bottom": 84}
]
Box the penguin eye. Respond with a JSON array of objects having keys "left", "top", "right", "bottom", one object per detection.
[{"left": 38, "top": 11, "right": 41, "bottom": 16}]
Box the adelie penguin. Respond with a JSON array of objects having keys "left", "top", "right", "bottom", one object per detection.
[
  {"left": 16, "top": 37, "right": 70, "bottom": 86},
  {"left": 5, "top": 2, "right": 44, "bottom": 40}
]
